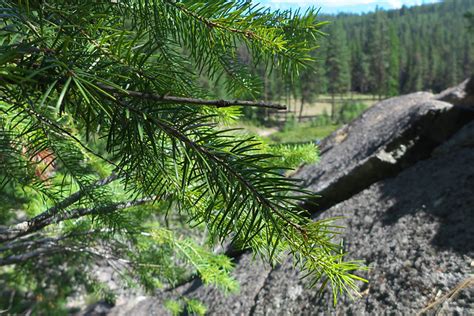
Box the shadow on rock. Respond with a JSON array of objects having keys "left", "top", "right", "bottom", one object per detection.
[{"left": 380, "top": 122, "right": 474, "bottom": 254}]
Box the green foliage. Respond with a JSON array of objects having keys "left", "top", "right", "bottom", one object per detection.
[
  {"left": 283, "top": 114, "right": 298, "bottom": 132},
  {"left": 466, "top": 11, "right": 474, "bottom": 31},
  {"left": 386, "top": 25, "right": 400, "bottom": 97},
  {"left": 266, "top": 144, "right": 319, "bottom": 170},
  {"left": 269, "top": 124, "right": 340, "bottom": 144},
  {"left": 186, "top": 299, "right": 208, "bottom": 316},
  {"left": 267, "top": 102, "right": 367, "bottom": 145},
  {"left": 164, "top": 298, "right": 207, "bottom": 316},
  {"left": 335, "top": 102, "right": 368, "bottom": 125},
  {"left": 164, "top": 299, "right": 184, "bottom": 316},
  {"left": 326, "top": 22, "right": 351, "bottom": 96},
  {"left": 330, "top": 0, "right": 474, "bottom": 94},
  {"left": 0, "top": 0, "right": 365, "bottom": 313},
  {"left": 367, "top": 10, "right": 390, "bottom": 97},
  {"left": 148, "top": 227, "right": 239, "bottom": 293},
  {"left": 311, "top": 111, "right": 332, "bottom": 127}
]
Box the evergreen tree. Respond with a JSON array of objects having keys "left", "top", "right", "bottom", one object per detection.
[
  {"left": 351, "top": 42, "right": 370, "bottom": 93},
  {"left": 0, "top": 0, "right": 364, "bottom": 313},
  {"left": 387, "top": 25, "right": 401, "bottom": 96},
  {"left": 367, "top": 10, "right": 389, "bottom": 98},
  {"left": 236, "top": 0, "right": 474, "bottom": 117},
  {"left": 297, "top": 51, "right": 328, "bottom": 121},
  {"left": 406, "top": 41, "right": 423, "bottom": 92},
  {"left": 466, "top": 11, "right": 474, "bottom": 30},
  {"left": 446, "top": 50, "right": 461, "bottom": 87},
  {"left": 318, "top": 0, "right": 474, "bottom": 96},
  {"left": 326, "top": 22, "right": 351, "bottom": 117}
]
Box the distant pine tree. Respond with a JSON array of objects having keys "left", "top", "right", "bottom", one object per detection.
[
  {"left": 367, "top": 10, "right": 390, "bottom": 98},
  {"left": 387, "top": 25, "right": 401, "bottom": 96},
  {"left": 326, "top": 22, "right": 351, "bottom": 117},
  {"left": 324, "top": 0, "right": 474, "bottom": 95}
]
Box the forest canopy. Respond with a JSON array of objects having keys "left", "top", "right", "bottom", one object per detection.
[{"left": 246, "top": 0, "right": 474, "bottom": 106}]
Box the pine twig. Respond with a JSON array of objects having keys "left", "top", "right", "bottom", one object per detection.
[
  {"left": 97, "top": 83, "right": 287, "bottom": 110},
  {"left": 417, "top": 277, "right": 474, "bottom": 315}
]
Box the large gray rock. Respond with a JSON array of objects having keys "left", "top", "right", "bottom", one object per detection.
[
  {"left": 436, "top": 75, "right": 474, "bottom": 107},
  {"left": 102, "top": 80, "right": 474, "bottom": 315},
  {"left": 252, "top": 120, "right": 474, "bottom": 315},
  {"left": 297, "top": 91, "right": 473, "bottom": 211}
]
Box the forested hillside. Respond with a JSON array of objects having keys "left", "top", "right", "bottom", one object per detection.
[
  {"left": 247, "top": 0, "right": 474, "bottom": 103},
  {"left": 329, "top": 0, "right": 474, "bottom": 95}
]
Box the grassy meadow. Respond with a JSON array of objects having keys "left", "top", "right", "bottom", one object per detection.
[{"left": 236, "top": 93, "right": 380, "bottom": 144}]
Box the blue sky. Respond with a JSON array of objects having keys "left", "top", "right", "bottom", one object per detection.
[{"left": 258, "top": 0, "right": 442, "bottom": 14}]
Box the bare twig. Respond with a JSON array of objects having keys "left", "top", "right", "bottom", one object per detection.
[
  {"left": 97, "top": 83, "right": 287, "bottom": 110},
  {"left": 0, "top": 290, "right": 15, "bottom": 314},
  {"left": 417, "top": 277, "right": 474, "bottom": 315},
  {"left": 0, "top": 230, "right": 100, "bottom": 252},
  {"left": 0, "top": 246, "right": 63, "bottom": 265}
]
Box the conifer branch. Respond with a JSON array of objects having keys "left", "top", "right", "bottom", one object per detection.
[
  {"left": 97, "top": 84, "right": 287, "bottom": 110},
  {"left": 0, "top": 197, "right": 152, "bottom": 243},
  {"left": 29, "top": 174, "right": 119, "bottom": 226},
  {"left": 0, "top": 0, "right": 365, "bottom": 305},
  {"left": 0, "top": 246, "right": 64, "bottom": 265},
  {"left": 164, "top": 0, "right": 260, "bottom": 40}
]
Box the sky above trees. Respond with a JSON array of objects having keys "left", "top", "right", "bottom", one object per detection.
[{"left": 259, "top": 0, "right": 441, "bottom": 13}]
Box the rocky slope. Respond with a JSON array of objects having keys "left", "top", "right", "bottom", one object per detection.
[{"left": 91, "top": 77, "right": 474, "bottom": 315}]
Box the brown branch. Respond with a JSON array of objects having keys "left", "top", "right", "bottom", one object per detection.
[
  {"left": 97, "top": 83, "right": 287, "bottom": 110},
  {"left": 0, "top": 174, "right": 118, "bottom": 242},
  {"left": 24, "top": 173, "right": 118, "bottom": 229},
  {"left": 0, "top": 197, "right": 152, "bottom": 243},
  {"left": 0, "top": 244, "right": 93, "bottom": 266},
  {"left": 0, "top": 230, "right": 100, "bottom": 253},
  {"left": 0, "top": 246, "right": 64, "bottom": 265}
]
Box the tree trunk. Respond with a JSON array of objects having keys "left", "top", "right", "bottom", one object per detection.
[
  {"left": 299, "top": 96, "right": 305, "bottom": 122},
  {"left": 331, "top": 93, "right": 335, "bottom": 121}
]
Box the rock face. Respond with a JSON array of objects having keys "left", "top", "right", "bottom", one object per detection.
[
  {"left": 298, "top": 91, "right": 473, "bottom": 211},
  {"left": 102, "top": 79, "right": 474, "bottom": 315},
  {"left": 436, "top": 75, "right": 474, "bottom": 107},
  {"left": 253, "top": 120, "right": 474, "bottom": 315}
]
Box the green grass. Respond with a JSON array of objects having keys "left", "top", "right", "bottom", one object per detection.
[
  {"left": 281, "top": 93, "right": 379, "bottom": 117},
  {"left": 266, "top": 124, "right": 340, "bottom": 144},
  {"left": 233, "top": 96, "right": 370, "bottom": 145}
]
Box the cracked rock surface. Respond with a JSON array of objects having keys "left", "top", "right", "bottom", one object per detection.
[
  {"left": 93, "top": 79, "right": 474, "bottom": 315},
  {"left": 252, "top": 120, "right": 474, "bottom": 315},
  {"left": 297, "top": 91, "right": 473, "bottom": 211}
]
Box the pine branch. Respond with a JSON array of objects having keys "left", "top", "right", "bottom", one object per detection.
[
  {"left": 113, "top": 99, "right": 305, "bottom": 234},
  {"left": 0, "top": 231, "right": 97, "bottom": 253},
  {"left": 164, "top": 0, "right": 260, "bottom": 40},
  {"left": 0, "top": 1, "right": 365, "bottom": 304},
  {"left": 0, "top": 246, "right": 64, "bottom": 265},
  {"left": 25, "top": 173, "right": 118, "bottom": 227},
  {"left": 0, "top": 196, "right": 152, "bottom": 243},
  {"left": 97, "top": 84, "right": 287, "bottom": 110}
]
